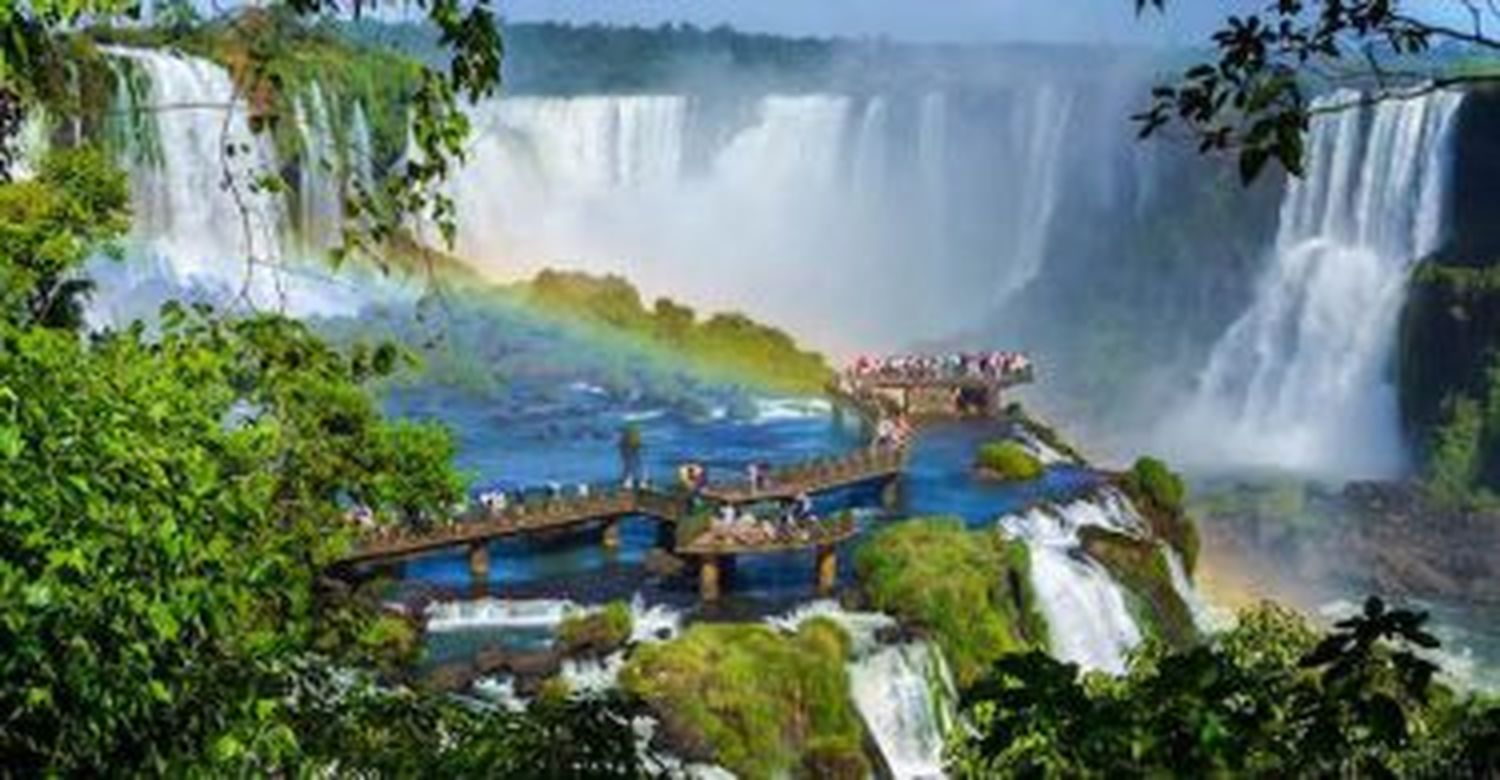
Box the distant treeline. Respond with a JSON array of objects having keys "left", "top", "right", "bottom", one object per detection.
[{"left": 339, "top": 19, "right": 1169, "bottom": 95}]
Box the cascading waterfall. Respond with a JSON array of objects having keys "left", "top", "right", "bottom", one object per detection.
[
  {"left": 442, "top": 87, "right": 1091, "bottom": 351},
  {"left": 105, "top": 48, "right": 288, "bottom": 290},
  {"left": 1000, "top": 490, "right": 1146, "bottom": 674},
  {"left": 767, "top": 601, "right": 956, "bottom": 779},
  {"left": 293, "top": 81, "right": 343, "bottom": 252},
  {"left": 850, "top": 642, "right": 957, "bottom": 780},
  {"left": 1181, "top": 89, "right": 1464, "bottom": 477},
  {"left": 92, "top": 48, "right": 395, "bottom": 322}
]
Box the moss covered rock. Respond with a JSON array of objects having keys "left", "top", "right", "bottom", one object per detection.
[
  {"left": 557, "top": 600, "right": 632, "bottom": 658},
  {"left": 619, "top": 619, "right": 867, "bottom": 779},
  {"left": 974, "top": 440, "right": 1044, "bottom": 482},
  {"left": 854, "top": 518, "right": 1045, "bottom": 687},
  {"left": 1117, "top": 456, "right": 1200, "bottom": 575},
  {"left": 1078, "top": 526, "right": 1197, "bottom": 650}
]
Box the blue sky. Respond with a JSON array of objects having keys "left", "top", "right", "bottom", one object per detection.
[{"left": 493, "top": 1, "right": 1467, "bottom": 46}]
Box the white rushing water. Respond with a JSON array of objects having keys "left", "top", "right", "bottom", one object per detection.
[
  {"left": 767, "top": 601, "right": 956, "bottom": 778},
  {"left": 1179, "top": 89, "right": 1464, "bottom": 478},
  {"left": 850, "top": 641, "right": 957, "bottom": 780},
  {"left": 425, "top": 597, "right": 574, "bottom": 632},
  {"left": 443, "top": 88, "right": 1094, "bottom": 352},
  {"left": 92, "top": 49, "right": 399, "bottom": 322},
  {"left": 1000, "top": 490, "right": 1146, "bottom": 674}
]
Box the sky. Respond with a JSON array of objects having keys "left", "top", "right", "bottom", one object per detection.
[{"left": 493, "top": 0, "right": 1466, "bottom": 46}]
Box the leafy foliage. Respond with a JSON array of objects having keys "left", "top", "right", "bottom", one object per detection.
[
  {"left": 1, "top": 0, "right": 503, "bottom": 269},
  {"left": 953, "top": 598, "right": 1499, "bottom": 777},
  {"left": 0, "top": 149, "right": 654, "bottom": 776},
  {"left": 855, "top": 518, "right": 1044, "bottom": 686},
  {"left": 1134, "top": 0, "right": 1500, "bottom": 182},
  {"left": 0, "top": 146, "right": 128, "bottom": 328}
]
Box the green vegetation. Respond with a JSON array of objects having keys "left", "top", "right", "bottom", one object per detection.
[
  {"left": 620, "top": 619, "right": 867, "bottom": 779},
  {"left": 0, "top": 147, "right": 648, "bottom": 775},
  {"left": 855, "top": 519, "right": 1045, "bottom": 686},
  {"left": 1400, "top": 260, "right": 1500, "bottom": 508},
  {"left": 951, "top": 598, "right": 1500, "bottom": 777},
  {"left": 1118, "top": 456, "right": 1200, "bottom": 574},
  {"left": 973, "top": 440, "right": 1044, "bottom": 482},
  {"left": 1078, "top": 527, "right": 1197, "bottom": 649},
  {"left": 557, "top": 601, "right": 634, "bottom": 657},
  {"left": 524, "top": 269, "right": 834, "bottom": 393}
]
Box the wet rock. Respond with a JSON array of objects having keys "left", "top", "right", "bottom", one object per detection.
[
  {"left": 424, "top": 662, "right": 477, "bottom": 693},
  {"left": 644, "top": 548, "right": 687, "bottom": 578},
  {"left": 506, "top": 648, "right": 562, "bottom": 680},
  {"left": 475, "top": 646, "right": 509, "bottom": 676}
]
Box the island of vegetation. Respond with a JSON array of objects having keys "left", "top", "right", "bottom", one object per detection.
[
  {"left": 620, "top": 619, "right": 867, "bottom": 778},
  {"left": 854, "top": 519, "right": 1046, "bottom": 686},
  {"left": 972, "top": 439, "right": 1044, "bottom": 482}
]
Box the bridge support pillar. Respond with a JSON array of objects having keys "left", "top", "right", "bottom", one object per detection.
[
  {"left": 468, "top": 542, "right": 490, "bottom": 586},
  {"left": 880, "top": 478, "right": 900, "bottom": 510},
  {"left": 700, "top": 555, "right": 722, "bottom": 602},
  {"left": 602, "top": 517, "right": 621, "bottom": 551},
  {"left": 815, "top": 545, "right": 837, "bottom": 595}
]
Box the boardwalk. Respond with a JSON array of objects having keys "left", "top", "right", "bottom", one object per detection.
[
  {"left": 699, "top": 447, "right": 905, "bottom": 505},
  {"left": 337, "top": 445, "right": 902, "bottom": 570},
  {"left": 338, "top": 351, "right": 1029, "bottom": 599}
]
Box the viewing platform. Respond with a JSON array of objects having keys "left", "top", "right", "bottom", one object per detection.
[
  {"left": 835, "top": 351, "right": 1034, "bottom": 420},
  {"left": 336, "top": 446, "right": 904, "bottom": 600}
]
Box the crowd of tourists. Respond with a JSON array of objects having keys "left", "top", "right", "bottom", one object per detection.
[
  {"left": 844, "top": 351, "right": 1032, "bottom": 384},
  {"left": 695, "top": 493, "right": 832, "bottom": 547}
]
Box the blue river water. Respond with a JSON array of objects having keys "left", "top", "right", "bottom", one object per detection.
[{"left": 383, "top": 382, "right": 1101, "bottom": 609}]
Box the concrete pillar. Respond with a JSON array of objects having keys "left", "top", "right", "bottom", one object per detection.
[
  {"left": 700, "top": 555, "right": 722, "bottom": 602},
  {"left": 602, "top": 517, "right": 621, "bottom": 550},
  {"left": 881, "top": 478, "right": 901, "bottom": 510},
  {"left": 468, "top": 541, "right": 490, "bottom": 585},
  {"left": 816, "top": 545, "right": 837, "bottom": 595}
]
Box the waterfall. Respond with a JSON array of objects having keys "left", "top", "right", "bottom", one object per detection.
[
  {"left": 767, "top": 601, "right": 956, "bottom": 778},
  {"left": 1000, "top": 491, "right": 1145, "bottom": 674},
  {"left": 1182, "top": 89, "right": 1464, "bottom": 477},
  {"left": 850, "top": 642, "right": 956, "bottom": 780},
  {"left": 293, "top": 81, "right": 342, "bottom": 252},
  {"left": 88, "top": 49, "right": 404, "bottom": 322},
  {"left": 105, "top": 48, "right": 288, "bottom": 290},
  {"left": 441, "top": 88, "right": 1094, "bottom": 351}
]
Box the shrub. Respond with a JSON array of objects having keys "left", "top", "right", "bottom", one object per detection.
[
  {"left": 975, "top": 441, "right": 1044, "bottom": 482},
  {"left": 619, "top": 620, "right": 862, "bottom": 778},
  {"left": 557, "top": 601, "right": 633, "bottom": 657},
  {"left": 1118, "top": 457, "right": 1199, "bottom": 575},
  {"left": 1122, "top": 456, "right": 1186, "bottom": 513},
  {"left": 854, "top": 519, "right": 1043, "bottom": 686}
]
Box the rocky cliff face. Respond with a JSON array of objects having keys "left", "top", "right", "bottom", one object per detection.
[{"left": 1400, "top": 88, "right": 1500, "bottom": 460}]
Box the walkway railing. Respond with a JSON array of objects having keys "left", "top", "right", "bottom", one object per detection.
[
  {"left": 340, "top": 445, "right": 905, "bottom": 565},
  {"left": 677, "top": 511, "right": 859, "bottom": 556}
]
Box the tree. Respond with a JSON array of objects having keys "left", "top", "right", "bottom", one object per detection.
[
  {"left": 1134, "top": 0, "right": 1500, "bottom": 182},
  {"left": 0, "top": 148, "right": 651, "bottom": 775},
  {"left": 0, "top": 146, "right": 129, "bottom": 329},
  {"left": 0, "top": 0, "right": 503, "bottom": 272},
  {"left": 952, "top": 599, "right": 1499, "bottom": 777}
]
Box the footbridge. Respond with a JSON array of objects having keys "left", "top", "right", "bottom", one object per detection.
[
  {"left": 339, "top": 351, "right": 1029, "bottom": 601},
  {"left": 337, "top": 445, "right": 905, "bottom": 600}
]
